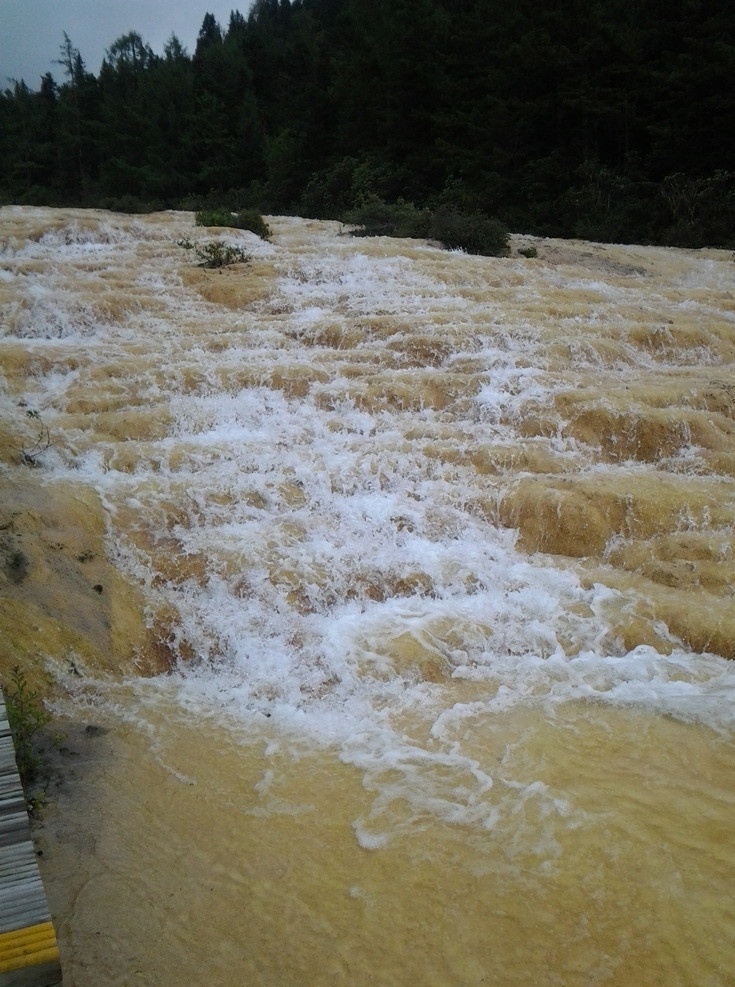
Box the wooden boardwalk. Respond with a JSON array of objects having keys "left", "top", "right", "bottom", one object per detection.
[{"left": 0, "top": 692, "right": 61, "bottom": 987}]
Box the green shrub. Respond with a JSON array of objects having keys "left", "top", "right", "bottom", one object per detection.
[
  {"left": 299, "top": 158, "right": 362, "bottom": 219},
  {"left": 101, "top": 195, "right": 164, "bottom": 214},
  {"left": 298, "top": 156, "right": 400, "bottom": 219},
  {"left": 4, "top": 665, "right": 50, "bottom": 786},
  {"left": 425, "top": 206, "right": 510, "bottom": 257},
  {"left": 177, "top": 237, "right": 251, "bottom": 268},
  {"left": 234, "top": 210, "right": 272, "bottom": 240},
  {"left": 196, "top": 208, "right": 236, "bottom": 227},
  {"left": 345, "top": 196, "right": 426, "bottom": 239},
  {"left": 195, "top": 208, "right": 271, "bottom": 240},
  {"left": 518, "top": 246, "right": 538, "bottom": 258},
  {"left": 345, "top": 197, "right": 509, "bottom": 257}
]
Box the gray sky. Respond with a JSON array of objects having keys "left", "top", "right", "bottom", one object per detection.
[{"left": 1, "top": 0, "right": 254, "bottom": 89}]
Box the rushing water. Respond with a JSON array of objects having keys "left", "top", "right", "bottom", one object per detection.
[{"left": 1, "top": 207, "right": 735, "bottom": 985}]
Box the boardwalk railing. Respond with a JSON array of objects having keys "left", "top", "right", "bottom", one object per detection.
[{"left": 0, "top": 691, "right": 62, "bottom": 987}]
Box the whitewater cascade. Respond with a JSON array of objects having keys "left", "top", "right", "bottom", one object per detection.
[{"left": 1, "top": 207, "right": 734, "bottom": 986}]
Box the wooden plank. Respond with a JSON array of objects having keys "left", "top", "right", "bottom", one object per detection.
[{"left": 0, "top": 692, "right": 61, "bottom": 987}]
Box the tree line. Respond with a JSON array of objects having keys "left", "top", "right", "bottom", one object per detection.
[{"left": 1, "top": 0, "right": 734, "bottom": 247}]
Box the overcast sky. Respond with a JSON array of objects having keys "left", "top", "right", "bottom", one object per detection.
[{"left": 1, "top": 0, "right": 255, "bottom": 88}]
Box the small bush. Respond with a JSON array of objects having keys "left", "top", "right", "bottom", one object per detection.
[
  {"left": 518, "top": 246, "right": 538, "bottom": 258},
  {"left": 345, "top": 197, "right": 509, "bottom": 257},
  {"left": 345, "top": 196, "right": 425, "bottom": 238},
  {"left": 4, "top": 665, "right": 50, "bottom": 786},
  {"left": 178, "top": 237, "right": 250, "bottom": 268},
  {"left": 195, "top": 208, "right": 271, "bottom": 240},
  {"left": 5, "top": 548, "right": 28, "bottom": 584},
  {"left": 195, "top": 208, "right": 236, "bottom": 227},
  {"left": 298, "top": 156, "right": 399, "bottom": 219},
  {"left": 425, "top": 206, "right": 510, "bottom": 257},
  {"left": 299, "top": 158, "right": 362, "bottom": 219},
  {"left": 346, "top": 196, "right": 420, "bottom": 237},
  {"left": 101, "top": 195, "right": 164, "bottom": 214},
  {"left": 234, "top": 210, "right": 271, "bottom": 240},
  {"left": 20, "top": 409, "right": 52, "bottom": 467}
]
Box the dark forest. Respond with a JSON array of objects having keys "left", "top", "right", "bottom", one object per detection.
[{"left": 1, "top": 0, "right": 734, "bottom": 247}]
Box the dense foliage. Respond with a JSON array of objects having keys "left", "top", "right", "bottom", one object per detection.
[
  {"left": 195, "top": 208, "right": 272, "bottom": 239},
  {"left": 347, "top": 197, "right": 510, "bottom": 256},
  {"left": 1, "top": 0, "right": 734, "bottom": 247}
]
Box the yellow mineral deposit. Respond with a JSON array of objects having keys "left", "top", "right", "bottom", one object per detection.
[{"left": 1, "top": 207, "right": 734, "bottom": 985}]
